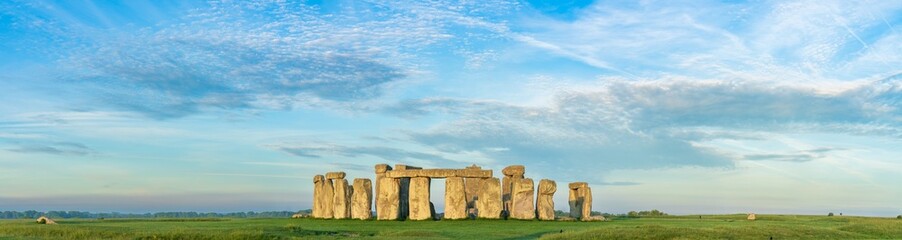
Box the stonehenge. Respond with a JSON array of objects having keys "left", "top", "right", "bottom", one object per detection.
[
  {"left": 536, "top": 179, "right": 556, "bottom": 220},
  {"left": 332, "top": 177, "right": 352, "bottom": 219},
  {"left": 312, "top": 175, "right": 324, "bottom": 218},
  {"left": 477, "top": 177, "right": 502, "bottom": 219},
  {"left": 501, "top": 165, "right": 525, "bottom": 218},
  {"left": 463, "top": 165, "right": 483, "bottom": 217},
  {"left": 443, "top": 177, "right": 467, "bottom": 219},
  {"left": 509, "top": 178, "right": 535, "bottom": 219},
  {"left": 351, "top": 178, "right": 372, "bottom": 220},
  {"left": 376, "top": 175, "right": 400, "bottom": 220},
  {"left": 310, "top": 164, "right": 595, "bottom": 221},
  {"left": 569, "top": 182, "right": 593, "bottom": 221},
  {"left": 408, "top": 177, "right": 432, "bottom": 220}
]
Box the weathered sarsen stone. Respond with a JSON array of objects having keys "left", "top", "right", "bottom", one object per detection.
[
  {"left": 568, "top": 182, "right": 592, "bottom": 221},
  {"left": 352, "top": 178, "right": 373, "bottom": 220},
  {"left": 536, "top": 179, "right": 556, "bottom": 220},
  {"left": 383, "top": 169, "right": 492, "bottom": 178},
  {"left": 374, "top": 164, "right": 392, "bottom": 214},
  {"left": 502, "top": 165, "right": 525, "bottom": 176},
  {"left": 326, "top": 171, "right": 346, "bottom": 179},
  {"left": 333, "top": 178, "right": 352, "bottom": 219},
  {"left": 477, "top": 177, "right": 502, "bottom": 219},
  {"left": 395, "top": 164, "right": 421, "bottom": 220},
  {"left": 501, "top": 165, "right": 525, "bottom": 217},
  {"left": 320, "top": 177, "right": 335, "bottom": 219},
  {"left": 510, "top": 178, "right": 535, "bottom": 220},
  {"left": 408, "top": 177, "right": 432, "bottom": 220},
  {"left": 580, "top": 186, "right": 592, "bottom": 221},
  {"left": 312, "top": 175, "right": 325, "bottom": 218},
  {"left": 463, "top": 165, "right": 483, "bottom": 217},
  {"left": 444, "top": 177, "right": 467, "bottom": 219},
  {"left": 376, "top": 177, "right": 399, "bottom": 220}
]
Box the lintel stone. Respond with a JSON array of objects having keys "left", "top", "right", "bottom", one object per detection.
[{"left": 384, "top": 169, "right": 492, "bottom": 179}]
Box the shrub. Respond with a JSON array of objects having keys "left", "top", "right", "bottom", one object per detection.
[
  {"left": 828, "top": 212, "right": 834, "bottom": 216},
  {"left": 897, "top": 215, "right": 901, "bottom": 219}
]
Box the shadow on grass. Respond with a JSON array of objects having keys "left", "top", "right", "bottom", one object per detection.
[{"left": 286, "top": 225, "right": 375, "bottom": 237}]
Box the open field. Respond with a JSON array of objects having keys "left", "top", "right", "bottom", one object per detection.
[{"left": 1, "top": 214, "right": 900, "bottom": 240}]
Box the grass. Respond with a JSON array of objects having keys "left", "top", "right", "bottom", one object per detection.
[{"left": 0, "top": 214, "right": 899, "bottom": 240}]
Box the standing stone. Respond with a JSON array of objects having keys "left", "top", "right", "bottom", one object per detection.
[
  {"left": 477, "top": 177, "right": 502, "bottom": 219},
  {"left": 464, "top": 165, "right": 483, "bottom": 217},
  {"left": 580, "top": 186, "right": 592, "bottom": 221},
  {"left": 569, "top": 182, "right": 593, "bottom": 221},
  {"left": 320, "top": 177, "right": 335, "bottom": 219},
  {"left": 501, "top": 165, "right": 525, "bottom": 218},
  {"left": 312, "top": 175, "right": 325, "bottom": 218},
  {"left": 568, "top": 182, "right": 583, "bottom": 219},
  {"left": 408, "top": 177, "right": 432, "bottom": 220},
  {"left": 536, "top": 179, "right": 556, "bottom": 220},
  {"left": 395, "top": 164, "right": 421, "bottom": 220},
  {"left": 352, "top": 178, "right": 373, "bottom": 220},
  {"left": 510, "top": 178, "right": 535, "bottom": 220},
  {"left": 376, "top": 177, "right": 400, "bottom": 220},
  {"left": 333, "top": 178, "right": 352, "bottom": 219},
  {"left": 444, "top": 177, "right": 467, "bottom": 219},
  {"left": 374, "top": 164, "right": 392, "bottom": 214}
]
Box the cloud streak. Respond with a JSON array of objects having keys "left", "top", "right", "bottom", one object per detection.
[{"left": 7, "top": 141, "right": 94, "bottom": 156}]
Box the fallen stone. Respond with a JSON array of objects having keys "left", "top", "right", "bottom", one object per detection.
[
  {"left": 36, "top": 216, "right": 56, "bottom": 224},
  {"left": 510, "top": 178, "right": 535, "bottom": 220},
  {"left": 444, "top": 176, "right": 467, "bottom": 219},
  {"left": 408, "top": 177, "right": 432, "bottom": 220},
  {"left": 352, "top": 178, "right": 373, "bottom": 220},
  {"left": 747, "top": 213, "right": 756, "bottom": 221},
  {"left": 536, "top": 179, "right": 556, "bottom": 220},
  {"left": 477, "top": 177, "right": 502, "bottom": 219}
]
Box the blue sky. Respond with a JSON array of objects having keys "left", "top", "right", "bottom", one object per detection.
[{"left": 1, "top": 0, "right": 901, "bottom": 216}]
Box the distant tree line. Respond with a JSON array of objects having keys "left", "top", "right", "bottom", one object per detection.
[
  {"left": 626, "top": 209, "right": 668, "bottom": 217},
  {"left": 552, "top": 210, "right": 667, "bottom": 219},
  {"left": 0, "top": 210, "right": 311, "bottom": 219}
]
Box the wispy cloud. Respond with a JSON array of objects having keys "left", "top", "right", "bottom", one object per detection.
[
  {"left": 742, "top": 147, "right": 847, "bottom": 162},
  {"left": 388, "top": 75, "right": 902, "bottom": 177},
  {"left": 271, "top": 142, "right": 455, "bottom": 163},
  {"left": 7, "top": 141, "right": 94, "bottom": 156}
]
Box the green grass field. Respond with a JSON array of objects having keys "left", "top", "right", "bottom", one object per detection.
[{"left": 1, "top": 214, "right": 900, "bottom": 240}]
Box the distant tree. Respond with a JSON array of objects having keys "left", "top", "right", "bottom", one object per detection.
[
  {"left": 828, "top": 212, "right": 834, "bottom": 216},
  {"left": 627, "top": 211, "right": 639, "bottom": 218},
  {"left": 897, "top": 215, "right": 901, "bottom": 219}
]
